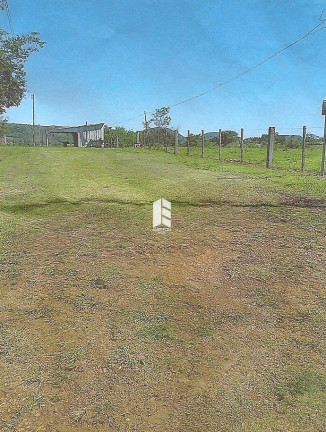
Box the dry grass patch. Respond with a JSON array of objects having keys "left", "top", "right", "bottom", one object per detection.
[{"left": 1, "top": 148, "right": 326, "bottom": 430}]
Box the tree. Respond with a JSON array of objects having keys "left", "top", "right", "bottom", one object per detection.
[
  {"left": 104, "top": 126, "right": 137, "bottom": 148},
  {"left": 149, "top": 107, "right": 171, "bottom": 147},
  {"left": 221, "top": 130, "right": 238, "bottom": 146},
  {"left": 0, "top": 30, "right": 44, "bottom": 116},
  {"left": 0, "top": 7, "right": 44, "bottom": 121},
  {"left": 142, "top": 113, "right": 151, "bottom": 148},
  {"left": 274, "top": 132, "right": 285, "bottom": 145},
  {"left": 188, "top": 133, "right": 200, "bottom": 147}
]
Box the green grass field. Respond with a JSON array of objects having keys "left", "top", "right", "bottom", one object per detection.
[
  {"left": 1, "top": 146, "right": 326, "bottom": 431},
  {"left": 173, "top": 144, "right": 324, "bottom": 173}
]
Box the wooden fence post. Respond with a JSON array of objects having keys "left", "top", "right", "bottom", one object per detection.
[
  {"left": 301, "top": 126, "right": 306, "bottom": 172},
  {"left": 218, "top": 129, "right": 222, "bottom": 161},
  {"left": 321, "top": 116, "right": 326, "bottom": 176},
  {"left": 136, "top": 131, "right": 140, "bottom": 146},
  {"left": 266, "top": 127, "right": 275, "bottom": 168},
  {"left": 174, "top": 130, "right": 178, "bottom": 155},
  {"left": 240, "top": 128, "right": 244, "bottom": 163},
  {"left": 201, "top": 130, "right": 205, "bottom": 158},
  {"left": 164, "top": 129, "right": 168, "bottom": 152},
  {"left": 187, "top": 130, "right": 190, "bottom": 156}
]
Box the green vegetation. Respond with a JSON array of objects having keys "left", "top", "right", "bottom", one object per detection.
[
  {"left": 147, "top": 106, "right": 171, "bottom": 147},
  {"left": 0, "top": 146, "right": 326, "bottom": 431},
  {"left": 104, "top": 125, "right": 137, "bottom": 147},
  {"left": 174, "top": 143, "right": 324, "bottom": 173},
  {"left": 0, "top": 7, "right": 44, "bottom": 131},
  {"left": 4, "top": 123, "right": 322, "bottom": 175},
  {"left": 0, "top": 122, "right": 74, "bottom": 146},
  {"left": 0, "top": 30, "right": 44, "bottom": 114}
]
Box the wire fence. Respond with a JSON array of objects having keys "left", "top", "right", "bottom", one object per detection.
[
  {"left": 136, "top": 126, "right": 326, "bottom": 176},
  {"left": 1, "top": 124, "right": 326, "bottom": 175}
]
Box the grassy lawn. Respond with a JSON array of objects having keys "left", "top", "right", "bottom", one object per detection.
[
  {"left": 0, "top": 146, "right": 326, "bottom": 431},
  {"left": 175, "top": 144, "right": 324, "bottom": 173}
]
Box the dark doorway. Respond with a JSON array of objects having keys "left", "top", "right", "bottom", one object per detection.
[{"left": 73, "top": 133, "right": 78, "bottom": 147}]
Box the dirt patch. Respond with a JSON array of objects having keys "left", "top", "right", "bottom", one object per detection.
[
  {"left": 1, "top": 148, "right": 326, "bottom": 431},
  {"left": 279, "top": 193, "right": 326, "bottom": 208},
  {"left": 1, "top": 202, "right": 326, "bottom": 431}
]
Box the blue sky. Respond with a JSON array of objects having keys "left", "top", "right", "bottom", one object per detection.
[{"left": 1, "top": 0, "right": 326, "bottom": 135}]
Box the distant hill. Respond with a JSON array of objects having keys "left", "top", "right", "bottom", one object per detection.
[
  {"left": 2, "top": 123, "right": 224, "bottom": 146},
  {"left": 204, "top": 131, "right": 220, "bottom": 140},
  {"left": 1, "top": 123, "right": 74, "bottom": 146},
  {"left": 2, "top": 123, "right": 187, "bottom": 145},
  {"left": 147, "top": 128, "right": 221, "bottom": 141},
  {"left": 148, "top": 127, "right": 186, "bottom": 141}
]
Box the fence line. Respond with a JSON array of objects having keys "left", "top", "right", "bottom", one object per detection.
[
  {"left": 134, "top": 125, "right": 325, "bottom": 176},
  {"left": 2, "top": 124, "right": 326, "bottom": 175}
]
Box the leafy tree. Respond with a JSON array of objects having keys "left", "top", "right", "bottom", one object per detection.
[
  {"left": 149, "top": 107, "right": 171, "bottom": 147},
  {"left": 208, "top": 134, "right": 221, "bottom": 147},
  {"left": 0, "top": 9, "right": 44, "bottom": 120},
  {"left": 188, "top": 133, "right": 200, "bottom": 146},
  {"left": 275, "top": 133, "right": 285, "bottom": 145},
  {"left": 306, "top": 133, "right": 322, "bottom": 144},
  {"left": 104, "top": 126, "right": 136, "bottom": 147},
  {"left": 221, "top": 130, "right": 238, "bottom": 146}
]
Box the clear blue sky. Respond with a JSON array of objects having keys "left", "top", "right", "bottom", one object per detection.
[{"left": 1, "top": 0, "right": 326, "bottom": 136}]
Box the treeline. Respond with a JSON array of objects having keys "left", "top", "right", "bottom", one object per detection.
[
  {"left": 104, "top": 126, "right": 184, "bottom": 148},
  {"left": 104, "top": 128, "right": 241, "bottom": 148},
  {"left": 104, "top": 127, "right": 323, "bottom": 149},
  {"left": 0, "top": 123, "right": 73, "bottom": 146},
  {"left": 1, "top": 122, "right": 322, "bottom": 149}
]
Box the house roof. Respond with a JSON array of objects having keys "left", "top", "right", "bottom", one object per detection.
[{"left": 49, "top": 123, "right": 105, "bottom": 134}]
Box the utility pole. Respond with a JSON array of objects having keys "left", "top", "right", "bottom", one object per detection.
[
  {"left": 187, "top": 130, "right": 190, "bottom": 156},
  {"left": 301, "top": 125, "right": 306, "bottom": 172},
  {"left": 240, "top": 128, "right": 244, "bottom": 163},
  {"left": 201, "top": 130, "right": 205, "bottom": 157},
  {"left": 144, "top": 111, "right": 149, "bottom": 148},
  {"left": 32, "top": 94, "right": 35, "bottom": 147}
]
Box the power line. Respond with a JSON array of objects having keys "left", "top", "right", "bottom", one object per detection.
[
  {"left": 114, "top": 112, "right": 144, "bottom": 125},
  {"left": 170, "top": 19, "right": 326, "bottom": 108},
  {"left": 112, "top": 13, "right": 326, "bottom": 126}
]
